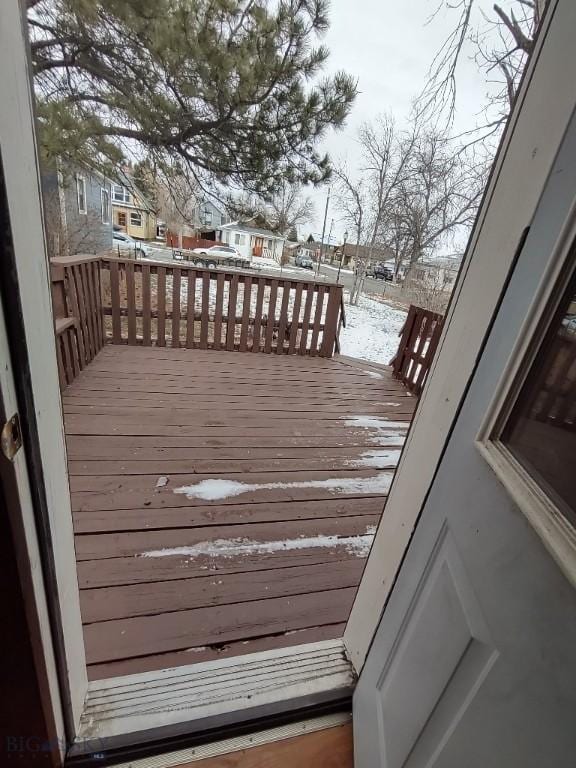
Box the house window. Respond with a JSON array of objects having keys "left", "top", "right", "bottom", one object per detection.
[
  {"left": 130, "top": 211, "right": 142, "bottom": 227},
  {"left": 101, "top": 188, "right": 110, "bottom": 224},
  {"left": 112, "top": 184, "right": 131, "bottom": 204},
  {"left": 117, "top": 211, "right": 127, "bottom": 227},
  {"left": 235, "top": 233, "right": 245, "bottom": 245},
  {"left": 76, "top": 175, "right": 87, "bottom": 214},
  {"left": 502, "top": 266, "right": 576, "bottom": 527},
  {"left": 202, "top": 208, "right": 213, "bottom": 226}
]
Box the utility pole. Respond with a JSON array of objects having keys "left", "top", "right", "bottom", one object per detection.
[{"left": 316, "top": 188, "right": 330, "bottom": 276}]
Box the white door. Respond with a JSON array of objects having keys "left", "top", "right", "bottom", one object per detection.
[{"left": 352, "top": 16, "right": 576, "bottom": 768}]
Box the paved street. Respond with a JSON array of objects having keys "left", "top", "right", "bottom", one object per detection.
[{"left": 142, "top": 247, "right": 396, "bottom": 299}]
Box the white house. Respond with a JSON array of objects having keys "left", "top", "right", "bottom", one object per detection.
[
  {"left": 284, "top": 241, "right": 316, "bottom": 261},
  {"left": 403, "top": 256, "right": 461, "bottom": 290},
  {"left": 217, "top": 221, "right": 286, "bottom": 263}
]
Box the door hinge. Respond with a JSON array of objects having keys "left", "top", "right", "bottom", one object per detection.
[{"left": 1, "top": 413, "right": 22, "bottom": 461}]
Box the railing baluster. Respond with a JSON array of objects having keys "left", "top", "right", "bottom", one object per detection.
[
  {"left": 309, "top": 285, "right": 326, "bottom": 356},
  {"left": 77, "top": 263, "right": 95, "bottom": 355},
  {"left": 299, "top": 284, "right": 314, "bottom": 354},
  {"left": 126, "top": 260, "right": 137, "bottom": 345},
  {"left": 226, "top": 273, "right": 239, "bottom": 351},
  {"left": 252, "top": 279, "right": 265, "bottom": 352},
  {"left": 110, "top": 259, "right": 121, "bottom": 344},
  {"left": 264, "top": 279, "right": 278, "bottom": 353},
  {"left": 172, "top": 267, "right": 181, "bottom": 348},
  {"left": 276, "top": 280, "right": 290, "bottom": 355},
  {"left": 186, "top": 271, "right": 196, "bottom": 348},
  {"left": 87, "top": 260, "right": 101, "bottom": 352},
  {"left": 157, "top": 266, "right": 166, "bottom": 347},
  {"left": 213, "top": 272, "right": 225, "bottom": 349},
  {"left": 142, "top": 263, "right": 151, "bottom": 345},
  {"left": 200, "top": 272, "right": 210, "bottom": 349},
  {"left": 288, "top": 282, "right": 303, "bottom": 354},
  {"left": 239, "top": 276, "right": 252, "bottom": 352},
  {"left": 84, "top": 261, "right": 99, "bottom": 355},
  {"left": 94, "top": 258, "right": 104, "bottom": 350}
]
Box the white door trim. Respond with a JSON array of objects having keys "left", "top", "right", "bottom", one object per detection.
[
  {"left": 0, "top": 0, "right": 87, "bottom": 733},
  {"left": 344, "top": 0, "right": 576, "bottom": 671},
  {"left": 0, "top": 278, "right": 66, "bottom": 762}
]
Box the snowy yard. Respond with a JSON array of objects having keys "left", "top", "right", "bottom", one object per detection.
[{"left": 339, "top": 293, "right": 407, "bottom": 366}]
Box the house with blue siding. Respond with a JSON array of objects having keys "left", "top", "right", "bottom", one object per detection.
[{"left": 42, "top": 164, "right": 113, "bottom": 258}]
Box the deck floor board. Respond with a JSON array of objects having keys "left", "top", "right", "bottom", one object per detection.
[{"left": 63, "top": 345, "right": 415, "bottom": 680}]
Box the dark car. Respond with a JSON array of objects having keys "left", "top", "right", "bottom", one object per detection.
[{"left": 373, "top": 263, "right": 393, "bottom": 281}]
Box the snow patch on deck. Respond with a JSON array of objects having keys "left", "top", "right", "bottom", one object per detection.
[
  {"left": 349, "top": 450, "right": 402, "bottom": 468},
  {"left": 363, "top": 370, "right": 383, "bottom": 379},
  {"left": 344, "top": 414, "right": 408, "bottom": 447},
  {"left": 140, "top": 525, "right": 377, "bottom": 560},
  {"left": 344, "top": 415, "right": 408, "bottom": 430},
  {"left": 172, "top": 473, "right": 393, "bottom": 501}
]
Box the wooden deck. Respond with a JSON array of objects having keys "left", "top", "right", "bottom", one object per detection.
[{"left": 63, "top": 345, "right": 415, "bottom": 680}]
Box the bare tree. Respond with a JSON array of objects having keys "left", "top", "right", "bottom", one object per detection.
[
  {"left": 225, "top": 182, "right": 314, "bottom": 238},
  {"left": 337, "top": 115, "right": 484, "bottom": 305},
  {"left": 417, "top": 1, "right": 547, "bottom": 143},
  {"left": 379, "top": 128, "right": 486, "bottom": 273},
  {"left": 333, "top": 164, "right": 368, "bottom": 259},
  {"left": 154, "top": 171, "right": 200, "bottom": 248},
  {"left": 267, "top": 182, "right": 315, "bottom": 238}
]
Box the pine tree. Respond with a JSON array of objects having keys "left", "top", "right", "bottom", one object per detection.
[{"left": 29, "top": 0, "right": 357, "bottom": 194}]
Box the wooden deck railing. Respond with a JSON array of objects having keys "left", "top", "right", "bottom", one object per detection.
[
  {"left": 50, "top": 256, "right": 344, "bottom": 388},
  {"left": 51, "top": 255, "right": 104, "bottom": 390},
  {"left": 98, "top": 257, "right": 344, "bottom": 358},
  {"left": 391, "top": 304, "right": 444, "bottom": 395}
]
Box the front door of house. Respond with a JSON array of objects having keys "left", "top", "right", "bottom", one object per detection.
[{"left": 352, "top": 64, "right": 576, "bottom": 768}]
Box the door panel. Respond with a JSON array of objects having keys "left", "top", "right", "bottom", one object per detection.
[{"left": 353, "top": 87, "right": 576, "bottom": 768}]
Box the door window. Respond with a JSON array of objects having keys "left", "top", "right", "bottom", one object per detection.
[{"left": 502, "top": 264, "right": 576, "bottom": 527}]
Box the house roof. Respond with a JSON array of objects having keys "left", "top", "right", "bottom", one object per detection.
[
  {"left": 219, "top": 221, "right": 285, "bottom": 240},
  {"left": 114, "top": 167, "right": 156, "bottom": 213},
  {"left": 307, "top": 232, "right": 339, "bottom": 246}
]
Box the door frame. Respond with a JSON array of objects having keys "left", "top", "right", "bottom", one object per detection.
[
  {"left": 343, "top": 0, "right": 576, "bottom": 670},
  {"left": 4, "top": 0, "right": 576, "bottom": 759},
  {"left": 0, "top": 0, "right": 87, "bottom": 737}
]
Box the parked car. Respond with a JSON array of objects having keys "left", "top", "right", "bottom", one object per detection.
[
  {"left": 190, "top": 244, "right": 250, "bottom": 269},
  {"left": 112, "top": 231, "right": 149, "bottom": 258},
  {"left": 373, "top": 262, "right": 393, "bottom": 281},
  {"left": 295, "top": 252, "right": 314, "bottom": 269}
]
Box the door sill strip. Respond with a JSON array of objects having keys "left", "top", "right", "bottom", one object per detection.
[{"left": 72, "top": 639, "right": 355, "bottom": 755}]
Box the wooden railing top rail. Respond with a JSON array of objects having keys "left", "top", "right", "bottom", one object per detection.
[
  {"left": 100, "top": 255, "right": 332, "bottom": 290},
  {"left": 391, "top": 304, "right": 444, "bottom": 395}
]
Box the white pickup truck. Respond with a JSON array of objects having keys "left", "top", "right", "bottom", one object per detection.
[{"left": 174, "top": 244, "right": 251, "bottom": 269}]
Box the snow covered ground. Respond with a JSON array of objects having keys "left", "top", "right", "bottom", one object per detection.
[{"left": 339, "top": 293, "right": 407, "bottom": 366}]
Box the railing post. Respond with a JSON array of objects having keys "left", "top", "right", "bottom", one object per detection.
[{"left": 320, "top": 284, "right": 343, "bottom": 358}]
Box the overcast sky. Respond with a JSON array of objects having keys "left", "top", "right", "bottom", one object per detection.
[{"left": 306, "top": 0, "right": 499, "bottom": 238}]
